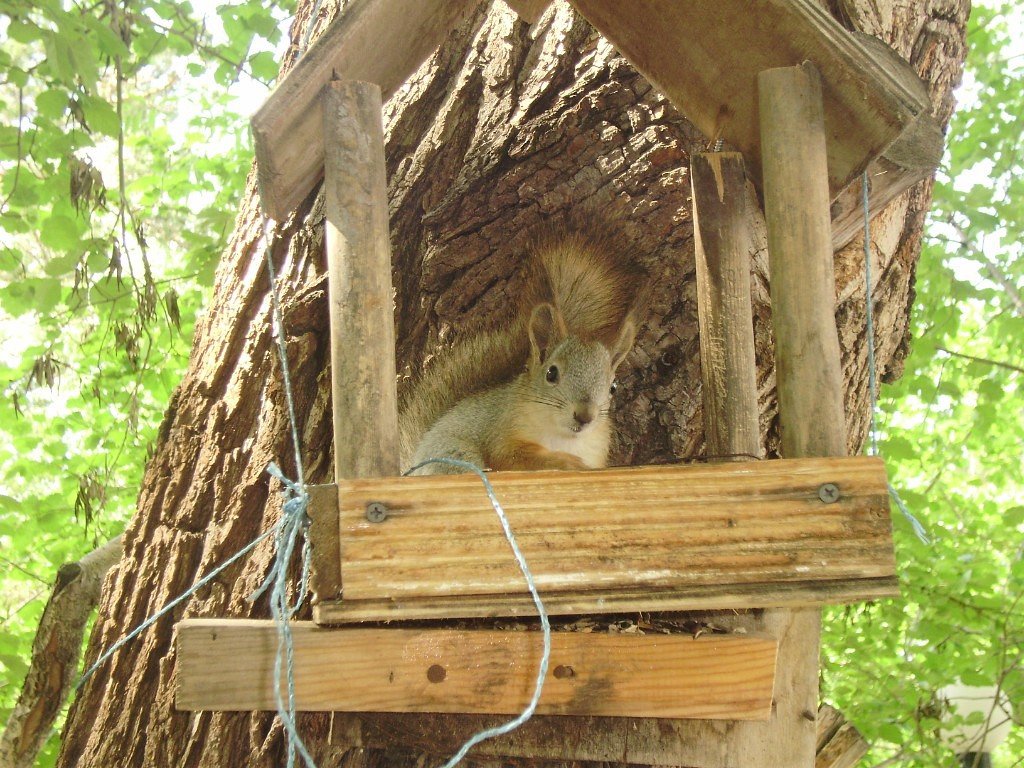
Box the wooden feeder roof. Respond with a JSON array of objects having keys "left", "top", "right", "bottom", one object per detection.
[{"left": 252, "top": 0, "right": 941, "bottom": 249}]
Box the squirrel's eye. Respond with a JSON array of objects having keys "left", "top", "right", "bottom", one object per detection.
[
  {"left": 545, "top": 365, "right": 559, "bottom": 383},
  {"left": 609, "top": 381, "right": 618, "bottom": 395}
]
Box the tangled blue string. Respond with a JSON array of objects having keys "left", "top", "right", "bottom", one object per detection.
[
  {"left": 862, "top": 172, "right": 930, "bottom": 544},
  {"left": 404, "top": 458, "right": 552, "bottom": 768},
  {"left": 257, "top": 220, "right": 317, "bottom": 767}
]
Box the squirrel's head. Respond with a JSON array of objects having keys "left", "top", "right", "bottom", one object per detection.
[{"left": 522, "top": 302, "right": 636, "bottom": 438}]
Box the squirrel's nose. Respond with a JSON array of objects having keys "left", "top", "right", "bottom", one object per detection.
[{"left": 573, "top": 407, "right": 594, "bottom": 426}]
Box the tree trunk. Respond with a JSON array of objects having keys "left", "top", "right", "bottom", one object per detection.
[{"left": 56, "top": 1, "right": 968, "bottom": 767}]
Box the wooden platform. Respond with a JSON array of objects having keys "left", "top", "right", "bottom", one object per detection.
[
  {"left": 176, "top": 620, "right": 778, "bottom": 720},
  {"left": 309, "top": 456, "right": 899, "bottom": 624},
  {"left": 252, "top": 0, "right": 940, "bottom": 249}
]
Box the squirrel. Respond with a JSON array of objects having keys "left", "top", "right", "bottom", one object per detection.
[{"left": 400, "top": 225, "right": 648, "bottom": 475}]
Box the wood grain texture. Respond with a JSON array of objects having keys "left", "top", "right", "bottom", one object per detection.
[
  {"left": 690, "top": 147, "right": 809, "bottom": 766},
  {"left": 307, "top": 484, "right": 341, "bottom": 600},
  {"left": 322, "top": 79, "right": 404, "bottom": 747},
  {"left": 253, "top": 0, "right": 477, "bottom": 219},
  {"left": 691, "top": 152, "right": 760, "bottom": 461},
  {"left": 760, "top": 64, "right": 849, "bottom": 459},
  {"left": 323, "top": 81, "right": 400, "bottom": 482},
  {"left": 175, "top": 620, "right": 778, "bottom": 720},
  {"left": 315, "top": 576, "right": 898, "bottom": 624},
  {"left": 816, "top": 703, "right": 870, "bottom": 768},
  {"left": 759, "top": 62, "right": 848, "bottom": 768},
  {"left": 320, "top": 457, "right": 895, "bottom": 609},
  {"left": 567, "top": 0, "right": 941, "bottom": 250}
]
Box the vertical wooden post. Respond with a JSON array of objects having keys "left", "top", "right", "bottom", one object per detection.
[
  {"left": 309, "top": 80, "right": 400, "bottom": 604},
  {"left": 759, "top": 62, "right": 848, "bottom": 458},
  {"left": 692, "top": 151, "right": 818, "bottom": 767},
  {"left": 323, "top": 80, "right": 401, "bottom": 480},
  {"left": 692, "top": 151, "right": 760, "bottom": 461},
  {"left": 319, "top": 79, "right": 400, "bottom": 748},
  {"left": 756, "top": 62, "right": 849, "bottom": 766}
]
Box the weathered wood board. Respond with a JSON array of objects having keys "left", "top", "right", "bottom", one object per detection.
[
  {"left": 253, "top": 0, "right": 940, "bottom": 249},
  {"left": 252, "top": 0, "right": 477, "bottom": 220},
  {"left": 568, "top": 0, "right": 943, "bottom": 249},
  {"left": 175, "top": 620, "right": 778, "bottom": 720},
  {"left": 310, "top": 456, "right": 897, "bottom": 623}
]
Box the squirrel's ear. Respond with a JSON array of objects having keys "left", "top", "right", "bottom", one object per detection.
[
  {"left": 609, "top": 318, "right": 637, "bottom": 372},
  {"left": 528, "top": 302, "right": 567, "bottom": 365}
]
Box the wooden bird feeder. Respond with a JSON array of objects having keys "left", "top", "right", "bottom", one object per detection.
[{"left": 176, "top": 0, "right": 936, "bottom": 765}]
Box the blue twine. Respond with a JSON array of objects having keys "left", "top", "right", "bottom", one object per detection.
[
  {"left": 862, "top": 172, "right": 930, "bottom": 544},
  {"left": 404, "top": 458, "right": 551, "bottom": 768},
  {"left": 76, "top": 523, "right": 279, "bottom": 689},
  {"left": 258, "top": 220, "right": 317, "bottom": 767},
  {"left": 76, "top": 221, "right": 318, "bottom": 768}
]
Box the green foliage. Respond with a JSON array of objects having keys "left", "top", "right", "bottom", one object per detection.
[
  {"left": 822, "top": 3, "right": 1024, "bottom": 765},
  {"left": 0, "top": 0, "right": 292, "bottom": 761}
]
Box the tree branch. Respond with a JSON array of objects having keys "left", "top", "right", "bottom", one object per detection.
[
  {"left": 0, "top": 536, "right": 122, "bottom": 768},
  {"left": 935, "top": 346, "right": 1024, "bottom": 375}
]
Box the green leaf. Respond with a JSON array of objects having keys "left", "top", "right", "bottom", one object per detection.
[
  {"left": 247, "top": 50, "right": 279, "bottom": 82},
  {"left": 35, "top": 89, "right": 70, "bottom": 120},
  {"left": 80, "top": 95, "right": 120, "bottom": 138},
  {"left": 39, "top": 214, "right": 83, "bottom": 252}
]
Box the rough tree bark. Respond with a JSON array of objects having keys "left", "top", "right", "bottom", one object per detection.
[{"left": 56, "top": 1, "right": 968, "bottom": 767}]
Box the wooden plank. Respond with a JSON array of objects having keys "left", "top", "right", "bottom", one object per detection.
[
  {"left": 691, "top": 151, "right": 760, "bottom": 461},
  {"left": 307, "top": 484, "right": 341, "bottom": 599},
  {"left": 314, "top": 576, "right": 897, "bottom": 624},
  {"left": 760, "top": 64, "right": 848, "bottom": 459},
  {"left": 690, "top": 148, "right": 810, "bottom": 765},
  {"left": 331, "top": 457, "right": 893, "bottom": 603},
  {"left": 759, "top": 62, "right": 848, "bottom": 768},
  {"left": 816, "top": 704, "right": 870, "bottom": 768},
  {"left": 321, "top": 79, "right": 403, "bottom": 747},
  {"left": 312, "top": 81, "right": 401, "bottom": 604},
  {"left": 567, "top": 0, "right": 942, "bottom": 250},
  {"left": 323, "top": 81, "right": 400, "bottom": 480},
  {"left": 175, "top": 620, "right": 778, "bottom": 720},
  {"left": 252, "top": 0, "right": 478, "bottom": 220}
]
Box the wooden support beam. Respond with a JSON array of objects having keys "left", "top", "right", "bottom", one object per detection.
[
  {"left": 253, "top": 0, "right": 478, "bottom": 220},
  {"left": 566, "top": 0, "right": 942, "bottom": 250},
  {"left": 315, "top": 80, "right": 401, "bottom": 603},
  {"left": 312, "top": 457, "right": 897, "bottom": 621},
  {"left": 759, "top": 62, "right": 852, "bottom": 768},
  {"left": 816, "top": 704, "right": 870, "bottom": 768},
  {"left": 760, "top": 64, "right": 848, "bottom": 459},
  {"left": 689, "top": 150, "right": 812, "bottom": 767},
  {"left": 314, "top": 577, "right": 896, "bottom": 624},
  {"left": 176, "top": 620, "right": 778, "bottom": 720},
  {"left": 319, "top": 80, "right": 402, "bottom": 751},
  {"left": 691, "top": 152, "right": 760, "bottom": 461},
  {"left": 323, "top": 81, "right": 400, "bottom": 480}
]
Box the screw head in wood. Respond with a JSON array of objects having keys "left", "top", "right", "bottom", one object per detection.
[
  {"left": 818, "top": 483, "right": 840, "bottom": 503},
  {"left": 365, "top": 501, "right": 388, "bottom": 523}
]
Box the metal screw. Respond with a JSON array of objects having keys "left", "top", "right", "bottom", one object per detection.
[
  {"left": 365, "top": 501, "right": 388, "bottom": 523},
  {"left": 818, "top": 483, "right": 840, "bottom": 504}
]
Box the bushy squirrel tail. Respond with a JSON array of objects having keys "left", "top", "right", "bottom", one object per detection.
[{"left": 398, "top": 224, "right": 649, "bottom": 468}]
